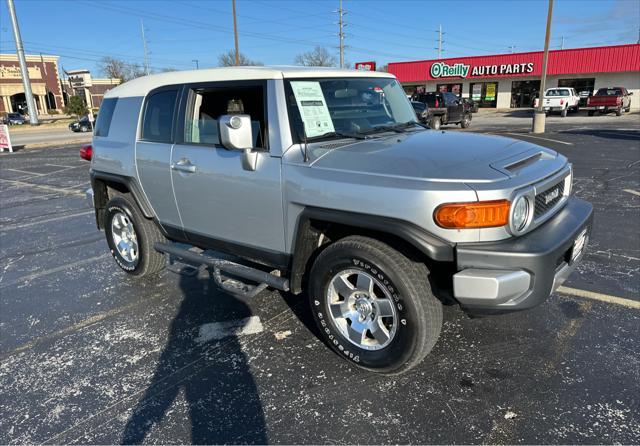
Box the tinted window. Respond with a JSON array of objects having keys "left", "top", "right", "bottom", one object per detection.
[
  {"left": 595, "top": 88, "right": 622, "bottom": 96},
  {"left": 142, "top": 90, "right": 178, "bottom": 142},
  {"left": 94, "top": 98, "right": 117, "bottom": 137},
  {"left": 414, "top": 92, "right": 440, "bottom": 107},
  {"left": 546, "top": 89, "right": 569, "bottom": 97}
]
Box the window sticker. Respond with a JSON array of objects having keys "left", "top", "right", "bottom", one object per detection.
[{"left": 290, "top": 81, "right": 335, "bottom": 138}]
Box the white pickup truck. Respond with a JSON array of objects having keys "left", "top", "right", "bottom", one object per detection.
[{"left": 536, "top": 87, "right": 580, "bottom": 117}]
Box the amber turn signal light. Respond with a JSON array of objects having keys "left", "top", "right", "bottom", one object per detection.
[{"left": 434, "top": 200, "right": 510, "bottom": 229}]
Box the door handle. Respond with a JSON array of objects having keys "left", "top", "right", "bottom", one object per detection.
[{"left": 171, "top": 159, "right": 197, "bottom": 173}]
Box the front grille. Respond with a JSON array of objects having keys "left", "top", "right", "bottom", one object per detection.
[{"left": 534, "top": 180, "right": 565, "bottom": 218}]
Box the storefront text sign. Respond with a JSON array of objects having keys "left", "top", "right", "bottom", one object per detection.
[
  {"left": 430, "top": 61, "right": 535, "bottom": 78},
  {"left": 355, "top": 61, "right": 376, "bottom": 71}
]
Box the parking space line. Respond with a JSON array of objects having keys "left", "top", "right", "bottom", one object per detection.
[
  {"left": 0, "top": 178, "right": 84, "bottom": 196},
  {"left": 5, "top": 168, "right": 46, "bottom": 176},
  {"left": 622, "top": 189, "right": 640, "bottom": 197},
  {"left": 1, "top": 210, "right": 93, "bottom": 231},
  {"left": 0, "top": 253, "right": 109, "bottom": 289},
  {"left": 503, "top": 132, "right": 574, "bottom": 145},
  {"left": 556, "top": 286, "right": 640, "bottom": 309}
]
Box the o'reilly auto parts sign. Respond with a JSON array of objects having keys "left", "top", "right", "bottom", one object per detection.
[{"left": 430, "top": 61, "right": 535, "bottom": 78}]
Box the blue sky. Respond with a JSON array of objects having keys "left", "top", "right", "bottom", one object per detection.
[{"left": 1, "top": 0, "right": 638, "bottom": 76}]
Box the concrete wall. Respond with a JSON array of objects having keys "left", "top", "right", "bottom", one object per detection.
[{"left": 403, "top": 71, "right": 640, "bottom": 110}]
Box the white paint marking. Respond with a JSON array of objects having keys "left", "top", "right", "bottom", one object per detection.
[
  {"left": 623, "top": 189, "right": 640, "bottom": 197},
  {"left": 556, "top": 286, "right": 640, "bottom": 309},
  {"left": 0, "top": 178, "right": 84, "bottom": 196},
  {"left": 504, "top": 132, "right": 574, "bottom": 145},
  {"left": 195, "top": 316, "right": 264, "bottom": 343},
  {"left": 2, "top": 210, "right": 93, "bottom": 231}
]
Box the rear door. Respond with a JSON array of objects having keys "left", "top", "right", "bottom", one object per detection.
[
  {"left": 135, "top": 87, "right": 183, "bottom": 232},
  {"left": 170, "top": 80, "right": 286, "bottom": 262}
]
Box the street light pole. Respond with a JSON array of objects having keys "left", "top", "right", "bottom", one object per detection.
[
  {"left": 532, "top": 0, "right": 554, "bottom": 134},
  {"left": 192, "top": 59, "right": 199, "bottom": 69},
  {"left": 232, "top": 0, "right": 240, "bottom": 66},
  {"left": 6, "top": 0, "right": 39, "bottom": 125}
]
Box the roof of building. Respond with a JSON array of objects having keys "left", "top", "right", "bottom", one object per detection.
[
  {"left": 389, "top": 44, "right": 640, "bottom": 83},
  {"left": 105, "top": 65, "right": 394, "bottom": 98}
]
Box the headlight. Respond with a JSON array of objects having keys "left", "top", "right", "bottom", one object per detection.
[{"left": 511, "top": 195, "right": 530, "bottom": 231}]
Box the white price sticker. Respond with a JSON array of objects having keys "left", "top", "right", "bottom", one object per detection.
[{"left": 290, "top": 81, "right": 335, "bottom": 138}]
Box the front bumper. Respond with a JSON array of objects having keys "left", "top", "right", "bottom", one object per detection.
[{"left": 453, "top": 197, "right": 593, "bottom": 313}]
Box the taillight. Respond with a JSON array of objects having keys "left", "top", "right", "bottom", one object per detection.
[
  {"left": 435, "top": 99, "right": 439, "bottom": 108},
  {"left": 80, "top": 144, "right": 93, "bottom": 161},
  {"left": 560, "top": 99, "right": 564, "bottom": 105}
]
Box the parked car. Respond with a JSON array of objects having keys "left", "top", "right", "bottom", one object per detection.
[
  {"left": 586, "top": 87, "right": 632, "bottom": 116},
  {"left": 85, "top": 67, "right": 592, "bottom": 374},
  {"left": 536, "top": 87, "right": 580, "bottom": 117},
  {"left": 412, "top": 92, "right": 471, "bottom": 129},
  {"left": 461, "top": 97, "right": 479, "bottom": 113},
  {"left": 69, "top": 115, "right": 97, "bottom": 132},
  {"left": 4, "top": 112, "right": 26, "bottom": 125}
]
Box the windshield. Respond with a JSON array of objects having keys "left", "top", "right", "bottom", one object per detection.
[{"left": 285, "top": 77, "right": 417, "bottom": 142}]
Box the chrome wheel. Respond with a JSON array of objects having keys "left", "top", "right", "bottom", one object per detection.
[
  {"left": 111, "top": 211, "right": 138, "bottom": 263},
  {"left": 326, "top": 269, "right": 398, "bottom": 350}
]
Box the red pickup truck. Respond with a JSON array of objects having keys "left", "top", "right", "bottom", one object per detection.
[{"left": 586, "top": 87, "right": 632, "bottom": 116}]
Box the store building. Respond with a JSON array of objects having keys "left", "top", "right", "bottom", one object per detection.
[
  {"left": 61, "top": 69, "right": 121, "bottom": 110},
  {"left": 0, "top": 53, "right": 121, "bottom": 115},
  {"left": 0, "top": 53, "right": 64, "bottom": 114},
  {"left": 388, "top": 44, "right": 640, "bottom": 110}
]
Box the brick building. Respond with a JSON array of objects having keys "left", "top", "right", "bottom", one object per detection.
[
  {"left": 0, "top": 53, "right": 63, "bottom": 114},
  {"left": 0, "top": 53, "right": 121, "bottom": 115}
]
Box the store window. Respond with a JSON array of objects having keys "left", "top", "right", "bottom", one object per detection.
[
  {"left": 558, "top": 78, "right": 595, "bottom": 106},
  {"left": 469, "top": 82, "right": 498, "bottom": 108},
  {"left": 511, "top": 80, "right": 541, "bottom": 108},
  {"left": 437, "top": 83, "right": 462, "bottom": 96}
]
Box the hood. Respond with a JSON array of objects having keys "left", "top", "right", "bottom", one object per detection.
[{"left": 310, "top": 130, "right": 556, "bottom": 183}]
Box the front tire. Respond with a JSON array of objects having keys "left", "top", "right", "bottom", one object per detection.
[
  {"left": 104, "top": 194, "right": 166, "bottom": 277},
  {"left": 460, "top": 114, "right": 471, "bottom": 128},
  {"left": 308, "top": 236, "right": 443, "bottom": 374},
  {"left": 588, "top": 110, "right": 595, "bottom": 116},
  {"left": 430, "top": 116, "right": 441, "bottom": 130}
]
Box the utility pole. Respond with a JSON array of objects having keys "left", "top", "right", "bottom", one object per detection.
[
  {"left": 560, "top": 35, "right": 564, "bottom": 50},
  {"left": 532, "top": 0, "right": 554, "bottom": 134},
  {"left": 232, "top": 0, "right": 240, "bottom": 66},
  {"left": 509, "top": 45, "right": 516, "bottom": 53},
  {"left": 435, "top": 25, "right": 444, "bottom": 59},
  {"left": 141, "top": 19, "right": 150, "bottom": 75},
  {"left": 6, "top": 0, "right": 38, "bottom": 125},
  {"left": 338, "top": 0, "right": 345, "bottom": 68},
  {"left": 192, "top": 59, "right": 199, "bottom": 69}
]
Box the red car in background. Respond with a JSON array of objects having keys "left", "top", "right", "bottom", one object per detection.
[{"left": 586, "top": 87, "right": 632, "bottom": 116}]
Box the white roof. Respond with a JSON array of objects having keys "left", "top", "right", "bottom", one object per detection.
[{"left": 105, "top": 66, "right": 395, "bottom": 98}]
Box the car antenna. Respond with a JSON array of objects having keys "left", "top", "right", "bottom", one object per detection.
[{"left": 302, "top": 122, "right": 309, "bottom": 163}]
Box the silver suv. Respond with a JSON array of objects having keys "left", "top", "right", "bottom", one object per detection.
[{"left": 85, "top": 67, "right": 592, "bottom": 374}]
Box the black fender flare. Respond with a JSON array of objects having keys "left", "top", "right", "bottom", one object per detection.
[
  {"left": 289, "top": 207, "right": 455, "bottom": 294},
  {"left": 90, "top": 170, "right": 156, "bottom": 220}
]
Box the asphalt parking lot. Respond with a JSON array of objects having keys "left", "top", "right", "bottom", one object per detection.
[{"left": 1, "top": 115, "right": 639, "bottom": 444}]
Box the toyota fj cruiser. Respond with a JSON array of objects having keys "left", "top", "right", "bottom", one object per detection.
[{"left": 85, "top": 67, "right": 592, "bottom": 374}]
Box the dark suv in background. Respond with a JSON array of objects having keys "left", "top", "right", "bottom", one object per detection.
[{"left": 411, "top": 92, "right": 471, "bottom": 130}]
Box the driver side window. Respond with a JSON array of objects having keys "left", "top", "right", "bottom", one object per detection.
[{"left": 184, "top": 84, "right": 267, "bottom": 149}]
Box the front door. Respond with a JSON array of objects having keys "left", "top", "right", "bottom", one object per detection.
[{"left": 170, "top": 81, "right": 286, "bottom": 261}]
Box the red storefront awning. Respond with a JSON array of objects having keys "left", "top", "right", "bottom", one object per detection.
[{"left": 389, "top": 44, "right": 640, "bottom": 83}]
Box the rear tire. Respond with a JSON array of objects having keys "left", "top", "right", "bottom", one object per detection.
[
  {"left": 81, "top": 125, "right": 89, "bottom": 132},
  {"left": 588, "top": 110, "right": 595, "bottom": 116},
  {"left": 104, "top": 194, "right": 166, "bottom": 277},
  {"left": 616, "top": 106, "right": 622, "bottom": 116},
  {"left": 460, "top": 114, "right": 471, "bottom": 128},
  {"left": 561, "top": 107, "right": 568, "bottom": 118},
  {"left": 430, "top": 116, "right": 441, "bottom": 130},
  {"left": 308, "top": 236, "right": 443, "bottom": 374}
]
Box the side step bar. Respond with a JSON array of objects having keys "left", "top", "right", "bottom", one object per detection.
[{"left": 154, "top": 242, "right": 290, "bottom": 293}]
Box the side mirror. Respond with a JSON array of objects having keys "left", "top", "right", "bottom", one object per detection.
[{"left": 218, "top": 115, "right": 258, "bottom": 171}]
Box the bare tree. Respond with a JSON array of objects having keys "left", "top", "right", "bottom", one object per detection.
[
  {"left": 217, "top": 50, "right": 263, "bottom": 67},
  {"left": 294, "top": 46, "right": 337, "bottom": 67},
  {"left": 377, "top": 64, "right": 389, "bottom": 72},
  {"left": 99, "top": 57, "right": 146, "bottom": 82}
]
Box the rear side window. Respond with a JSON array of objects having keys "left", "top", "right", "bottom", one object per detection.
[
  {"left": 141, "top": 89, "right": 178, "bottom": 143},
  {"left": 94, "top": 98, "right": 117, "bottom": 137}
]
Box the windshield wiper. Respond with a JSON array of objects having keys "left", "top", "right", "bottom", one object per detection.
[
  {"left": 362, "top": 121, "right": 424, "bottom": 135},
  {"left": 306, "top": 130, "right": 367, "bottom": 142}
]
